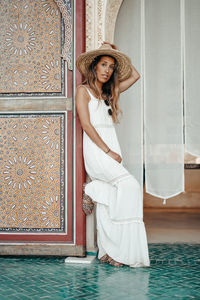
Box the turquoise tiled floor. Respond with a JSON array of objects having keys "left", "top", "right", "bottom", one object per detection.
[{"left": 0, "top": 244, "right": 199, "bottom": 300}]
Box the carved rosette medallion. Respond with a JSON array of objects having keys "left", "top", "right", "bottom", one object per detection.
[{"left": 0, "top": 0, "right": 73, "bottom": 94}]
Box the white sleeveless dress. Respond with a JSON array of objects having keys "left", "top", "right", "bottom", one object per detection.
[{"left": 83, "top": 86, "right": 150, "bottom": 267}]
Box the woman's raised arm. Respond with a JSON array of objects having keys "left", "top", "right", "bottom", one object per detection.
[
  {"left": 119, "top": 64, "right": 140, "bottom": 93},
  {"left": 102, "top": 41, "right": 140, "bottom": 93}
]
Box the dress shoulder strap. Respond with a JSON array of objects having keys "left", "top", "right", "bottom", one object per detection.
[{"left": 79, "top": 85, "right": 94, "bottom": 99}]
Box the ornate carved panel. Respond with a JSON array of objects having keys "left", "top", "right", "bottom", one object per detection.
[
  {"left": 0, "top": 0, "right": 63, "bottom": 94},
  {"left": 0, "top": 113, "right": 65, "bottom": 233}
]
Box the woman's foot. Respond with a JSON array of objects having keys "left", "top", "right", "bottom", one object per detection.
[
  {"left": 82, "top": 195, "right": 94, "bottom": 215},
  {"left": 100, "top": 254, "right": 109, "bottom": 263},
  {"left": 108, "top": 257, "right": 124, "bottom": 267},
  {"left": 82, "top": 183, "right": 94, "bottom": 215}
]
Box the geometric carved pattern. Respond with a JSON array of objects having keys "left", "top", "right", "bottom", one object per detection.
[
  {"left": 54, "top": 0, "right": 72, "bottom": 69},
  {"left": 0, "top": 113, "right": 65, "bottom": 232},
  {"left": 86, "top": 0, "right": 104, "bottom": 50},
  {"left": 0, "top": 0, "right": 62, "bottom": 93}
]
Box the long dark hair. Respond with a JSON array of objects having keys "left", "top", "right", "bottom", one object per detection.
[{"left": 84, "top": 55, "right": 122, "bottom": 123}]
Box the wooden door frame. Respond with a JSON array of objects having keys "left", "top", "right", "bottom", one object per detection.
[{"left": 74, "top": 0, "right": 86, "bottom": 248}]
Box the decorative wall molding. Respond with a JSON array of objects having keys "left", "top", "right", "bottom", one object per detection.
[
  {"left": 86, "top": 0, "right": 123, "bottom": 51},
  {"left": 86, "top": 0, "right": 104, "bottom": 50},
  {"left": 104, "top": 0, "right": 123, "bottom": 43}
]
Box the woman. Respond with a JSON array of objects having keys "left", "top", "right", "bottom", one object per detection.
[{"left": 76, "top": 42, "right": 150, "bottom": 267}]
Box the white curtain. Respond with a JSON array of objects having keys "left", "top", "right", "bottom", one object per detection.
[
  {"left": 185, "top": 0, "right": 200, "bottom": 157},
  {"left": 114, "top": 0, "right": 143, "bottom": 188},
  {"left": 144, "top": 0, "right": 184, "bottom": 200},
  {"left": 114, "top": 0, "right": 195, "bottom": 202}
]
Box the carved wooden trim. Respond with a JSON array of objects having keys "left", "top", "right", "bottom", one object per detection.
[
  {"left": 54, "top": 0, "right": 72, "bottom": 69},
  {"left": 0, "top": 98, "right": 72, "bottom": 111}
]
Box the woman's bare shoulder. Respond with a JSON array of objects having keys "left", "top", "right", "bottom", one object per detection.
[
  {"left": 76, "top": 85, "right": 90, "bottom": 102},
  {"left": 76, "top": 84, "right": 88, "bottom": 93}
]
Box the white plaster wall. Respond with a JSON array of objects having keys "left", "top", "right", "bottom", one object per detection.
[{"left": 114, "top": 0, "right": 143, "bottom": 186}]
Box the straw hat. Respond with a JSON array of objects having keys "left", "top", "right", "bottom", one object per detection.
[{"left": 76, "top": 44, "right": 132, "bottom": 82}]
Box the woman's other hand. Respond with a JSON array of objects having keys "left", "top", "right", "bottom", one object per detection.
[
  {"left": 107, "top": 150, "right": 122, "bottom": 163},
  {"left": 102, "top": 41, "right": 118, "bottom": 50}
]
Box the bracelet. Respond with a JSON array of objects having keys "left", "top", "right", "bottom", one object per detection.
[{"left": 105, "top": 148, "right": 110, "bottom": 154}]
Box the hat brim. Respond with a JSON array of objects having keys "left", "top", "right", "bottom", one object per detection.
[{"left": 76, "top": 48, "right": 132, "bottom": 82}]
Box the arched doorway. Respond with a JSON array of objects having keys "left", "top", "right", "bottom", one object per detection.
[{"left": 114, "top": 0, "right": 200, "bottom": 243}]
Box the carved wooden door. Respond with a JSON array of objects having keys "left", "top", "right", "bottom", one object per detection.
[{"left": 0, "top": 0, "right": 86, "bottom": 256}]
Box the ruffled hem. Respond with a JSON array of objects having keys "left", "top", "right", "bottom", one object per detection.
[
  {"left": 85, "top": 177, "right": 144, "bottom": 223},
  {"left": 97, "top": 203, "right": 150, "bottom": 267}
]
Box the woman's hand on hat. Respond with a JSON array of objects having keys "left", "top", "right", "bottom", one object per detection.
[
  {"left": 102, "top": 41, "right": 118, "bottom": 50},
  {"left": 107, "top": 149, "right": 122, "bottom": 163}
]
